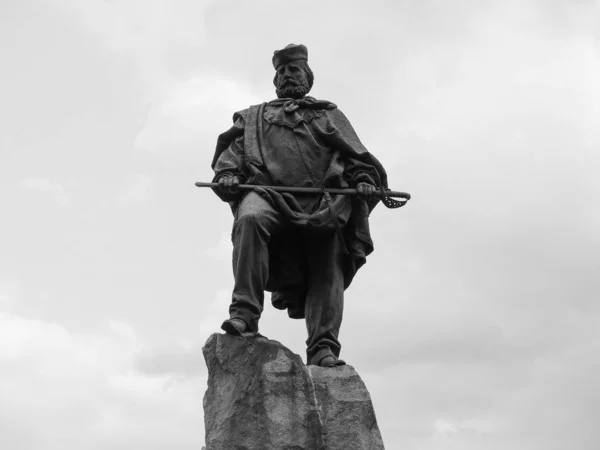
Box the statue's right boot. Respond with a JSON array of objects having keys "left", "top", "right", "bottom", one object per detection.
[{"left": 317, "top": 354, "right": 346, "bottom": 367}]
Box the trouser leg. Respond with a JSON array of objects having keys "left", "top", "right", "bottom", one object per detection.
[
  {"left": 304, "top": 231, "right": 345, "bottom": 365},
  {"left": 230, "top": 192, "right": 284, "bottom": 332}
]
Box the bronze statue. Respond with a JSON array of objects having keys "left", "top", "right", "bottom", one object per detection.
[{"left": 207, "top": 44, "right": 396, "bottom": 367}]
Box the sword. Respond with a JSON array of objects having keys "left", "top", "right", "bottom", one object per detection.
[{"left": 194, "top": 181, "right": 411, "bottom": 209}]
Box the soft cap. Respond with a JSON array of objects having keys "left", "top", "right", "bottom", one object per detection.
[{"left": 272, "top": 44, "right": 308, "bottom": 69}]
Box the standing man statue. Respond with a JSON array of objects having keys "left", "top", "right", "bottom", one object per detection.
[{"left": 211, "top": 44, "right": 388, "bottom": 367}]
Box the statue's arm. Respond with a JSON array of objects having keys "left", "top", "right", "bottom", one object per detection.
[
  {"left": 348, "top": 168, "right": 378, "bottom": 187},
  {"left": 211, "top": 114, "right": 246, "bottom": 202},
  {"left": 213, "top": 135, "right": 245, "bottom": 182},
  {"left": 327, "top": 108, "right": 385, "bottom": 188}
]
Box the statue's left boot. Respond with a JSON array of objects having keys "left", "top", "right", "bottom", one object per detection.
[{"left": 221, "top": 318, "right": 247, "bottom": 336}]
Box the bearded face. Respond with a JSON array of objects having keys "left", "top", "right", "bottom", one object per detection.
[{"left": 274, "top": 62, "right": 312, "bottom": 99}]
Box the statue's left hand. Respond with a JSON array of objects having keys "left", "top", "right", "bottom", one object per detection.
[{"left": 356, "top": 182, "right": 377, "bottom": 199}]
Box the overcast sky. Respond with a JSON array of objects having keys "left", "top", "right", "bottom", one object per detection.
[{"left": 0, "top": 0, "right": 599, "bottom": 449}]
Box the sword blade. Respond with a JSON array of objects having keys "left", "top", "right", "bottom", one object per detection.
[{"left": 194, "top": 181, "right": 411, "bottom": 201}]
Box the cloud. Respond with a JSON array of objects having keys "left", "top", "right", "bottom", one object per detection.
[
  {"left": 349, "top": 298, "right": 600, "bottom": 449},
  {"left": 19, "top": 178, "right": 69, "bottom": 206},
  {"left": 47, "top": 0, "right": 213, "bottom": 89},
  {"left": 434, "top": 418, "right": 493, "bottom": 436},
  {"left": 118, "top": 174, "right": 152, "bottom": 202},
  {"left": 0, "top": 294, "right": 206, "bottom": 449},
  {"left": 195, "top": 288, "right": 232, "bottom": 342},
  {"left": 134, "top": 344, "right": 206, "bottom": 378},
  {"left": 203, "top": 231, "right": 232, "bottom": 262},
  {"left": 133, "top": 289, "right": 230, "bottom": 378},
  {"left": 0, "top": 279, "right": 20, "bottom": 310},
  {"left": 134, "top": 76, "right": 263, "bottom": 154}
]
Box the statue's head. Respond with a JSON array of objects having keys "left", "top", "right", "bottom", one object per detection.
[{"left": 272, "top": 44, "right": 314, "bottom": 99}]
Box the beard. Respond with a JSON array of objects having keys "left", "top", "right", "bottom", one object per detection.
[{"left": 276, "top": 75, "right": 311, "bottom": 99}]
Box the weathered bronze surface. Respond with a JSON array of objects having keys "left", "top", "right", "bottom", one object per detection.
[{"left": 210, "top": 43, "right": 390, "bottom": 367}]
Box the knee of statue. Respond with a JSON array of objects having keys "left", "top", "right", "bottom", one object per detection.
[{"left": 234, "top": 210, "right": 266, "bottom": 230}]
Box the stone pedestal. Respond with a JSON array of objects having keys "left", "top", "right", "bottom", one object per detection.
[{"left": 202, "top": 333, "right": 384, "bottom": 450}]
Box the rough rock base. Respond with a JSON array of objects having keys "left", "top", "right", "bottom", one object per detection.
[{"left": 202, "top": 333, "right": 384, "bottom": 450}]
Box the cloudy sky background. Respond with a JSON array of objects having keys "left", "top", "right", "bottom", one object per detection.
[{"left": 1, "top": 0, "right": 599, "bottom": 448}]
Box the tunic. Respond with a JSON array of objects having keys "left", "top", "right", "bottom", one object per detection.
[{"left": 211, "top": 96, "right": 387, "bottom": 318}]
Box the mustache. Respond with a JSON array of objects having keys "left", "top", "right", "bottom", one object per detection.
[{"left": 278, "top": 76, "right": 307, "bottom": 88}]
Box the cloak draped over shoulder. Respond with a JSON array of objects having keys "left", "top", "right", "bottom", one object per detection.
[{"left": 211, "top": 97, "right": 388, "bottom": 319}]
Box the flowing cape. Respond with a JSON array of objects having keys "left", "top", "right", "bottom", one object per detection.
[{"left": 211, "top": 100, "right": 388, "bottom": 319}]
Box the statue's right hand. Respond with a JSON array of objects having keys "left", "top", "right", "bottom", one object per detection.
[{"left": 218, "top": 175, "right": 240, "bottom": 195}]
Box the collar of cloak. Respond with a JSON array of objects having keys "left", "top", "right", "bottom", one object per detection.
[{"left": 264, "top": 96, "right": 337, "bottom": 129}]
